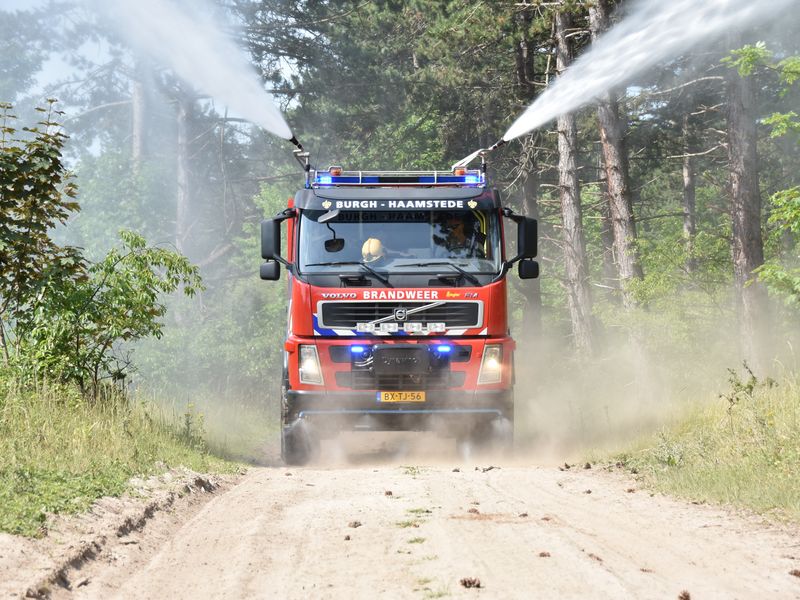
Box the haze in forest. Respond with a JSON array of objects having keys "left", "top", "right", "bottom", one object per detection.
[
  {"left": 2, "top": 1, "right": 798, "bottom": 464},
  {"left": 90, "top": 0, "right": 292, "bottom": 140},
  {"left": 505, "top": 0, "right": 795, "bottom": 140}
]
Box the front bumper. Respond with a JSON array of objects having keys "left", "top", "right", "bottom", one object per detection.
[{"left": 285, "top": 388, "right": 512, "bottom": 434}]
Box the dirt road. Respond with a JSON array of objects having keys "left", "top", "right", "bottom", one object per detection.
[{"left": 44, "top": 442, "right": 800, "bottom": 600}]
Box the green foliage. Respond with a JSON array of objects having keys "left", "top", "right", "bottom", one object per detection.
[
  {"left": 0, "top": 101, "right": 86, "bottom": 358},
  {"left": 0, "top": 102, "right": 202, "bottom": 396},
  {"left": 722, "top": 41, "right": 772, "bottom": 76},
  {"left": 614, "top": 370, "right": 800, "bottom": 519},
  {"left": 763, "top": 111, "right": 800, "bottom": 137},
  {"left": 778, "top": 56, "right": 800, "bottom": 87},
  {"left": 0, "top": 376, "right": 236, "bottom": 537},
  {"left": 14, "top": 230, "right": 202, "bottom": 393}
]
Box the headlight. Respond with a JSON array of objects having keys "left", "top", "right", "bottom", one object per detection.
[
  {"left": 478, "top": 344, "right": 503, "bottom": 384},
  {"left": 299, "top": 345, "right": 323, "bottom": 385}
]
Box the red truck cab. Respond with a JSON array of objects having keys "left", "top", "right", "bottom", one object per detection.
[{"left": 260, "top": 166, "right": 538, "bottom": 464}]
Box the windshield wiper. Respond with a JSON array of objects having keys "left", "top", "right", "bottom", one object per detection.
[
  {"left": 402, "top": 262, "right": 481, "bottom": 286},
  {"left": 304, "top": 261, "right": 393, "bottom": 288}
]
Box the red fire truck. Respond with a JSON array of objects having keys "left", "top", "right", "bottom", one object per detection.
[{"left": 260, "top": 159, "right": 538, "bottom": 464}]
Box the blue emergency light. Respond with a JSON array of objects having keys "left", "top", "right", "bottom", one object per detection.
[
  {"left": 350, "top": 345, "right": 366, "bottom": 354},
  {"left": 436, "top": 345, "right": 452, "bottom": 354},
  {"left": 311, "top": 169, "right": 485, "bottom": 189}
]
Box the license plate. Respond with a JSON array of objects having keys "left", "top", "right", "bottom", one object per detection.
[{"left": 377, "top": 391, "right": 426, "bottom": 403}]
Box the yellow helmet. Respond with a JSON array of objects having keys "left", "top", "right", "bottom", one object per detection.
[{"left": 361, "top": 237, "right": 385, "bottom": 263}]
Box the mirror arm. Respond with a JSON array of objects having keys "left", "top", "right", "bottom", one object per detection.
[
  {"left": 501, "top": 207, "right": 525, "bottom": 266},
  {"left": 502, "top": 206, "right": 525, "bottom": 224},
  {"left": 264, "top": 208, "right": 296, "bottom": 270},
  {"left": 273, "top": 207, "right": 296, "bottom": 222},
  {"left": 269, "top": 255, "right": 292, "bottom": 269}
]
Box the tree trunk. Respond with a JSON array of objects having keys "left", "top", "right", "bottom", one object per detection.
[
  {"left": 131, "top": 60, "right": 147, "bottom": 174},
  {"left": 598, "top": 156, "right": 618, "bottom": 302},
  {"left": 0, "top": 317, "right": 9, "bottom": 365},
  {"left": 521, "top": 169, "right": 543, "bottom": 339},
  {"left": 726, "top": 63, "right": 769, "bottom": 368},
  {"left": 555, "top": 11, "right": 595, "bottom": 356},
  {"left": 176, "top": 95, "right": 191, "bottom": 254},
  {"left": 682, "top": 113, "right": 698, "bottom": 273},
  {"left": 590, "top": 0, "right": 643, "bottom": 307}
]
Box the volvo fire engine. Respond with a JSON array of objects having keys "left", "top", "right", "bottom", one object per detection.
[{"left": 260, "top": 155, "right": 538, "bottom": 464}]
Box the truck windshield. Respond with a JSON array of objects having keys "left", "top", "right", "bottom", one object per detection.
[{"left": 298, "top": 209, "right": 501, "bottom": 274}]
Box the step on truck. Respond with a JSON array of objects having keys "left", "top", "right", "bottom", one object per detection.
[{"left": 260, "top": 155, "right": 539, "bottom": 465}]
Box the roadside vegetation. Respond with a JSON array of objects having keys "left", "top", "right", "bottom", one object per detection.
[
  {"left": 0, "top": 377, "right": 235, "bottom": 537},
  {"left": 613, "top": 368, "right": 800, "bottom": 519},
  {"left": 0, "top": 104, "right": 236, "bottom": 537}
]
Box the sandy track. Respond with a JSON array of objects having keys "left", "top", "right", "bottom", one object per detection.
[{"left": 51, "top": 456, "right": 800, "bottom": 600}]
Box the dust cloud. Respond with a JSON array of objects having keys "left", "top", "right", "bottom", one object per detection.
[{"left": 511, "top": 309, "right": 800, "bottom": 463}]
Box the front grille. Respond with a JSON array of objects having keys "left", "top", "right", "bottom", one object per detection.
[
  {"left": 335, "top": 370, "right": 466, "bottom": 391},
  {"left": 319, "top": 301, "right": 482, "bottom": 329},
  {"left": 331, "top": 344, "right": 467, "bottom": 391}
]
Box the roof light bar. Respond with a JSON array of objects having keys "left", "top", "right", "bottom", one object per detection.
[{"left": 309, "top": 169, "right": 486, "bottom": 189}]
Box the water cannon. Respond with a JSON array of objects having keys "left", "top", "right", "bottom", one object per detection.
[
  {"left": 451, "top": 139, "right": 506, "bottom": 173},
  {"left": 290, "top": 136, "right": 312, "bottom": 188}
]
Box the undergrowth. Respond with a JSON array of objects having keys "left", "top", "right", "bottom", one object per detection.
[
  {"left": 613, "top": 366, "right": 800, "bottom": 519},
  {"left": 0, "top": 375, "right": 237, "bottom": 537}
]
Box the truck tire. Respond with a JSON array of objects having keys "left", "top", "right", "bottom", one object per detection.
[
  {"left": 281, "top": 423, "right": 317, "bottom": 466},
  {"left": 279, "top": 378, "right": 318, "bottom": 466},
  {"left": 458, "top": 416, "right": 514, "bottom": 458}
]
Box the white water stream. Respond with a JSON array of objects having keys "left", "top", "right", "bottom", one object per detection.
[
  {"left": 504, "top": 0, "right": 795, "bottom": 141},
  {"left": 93, "top": 0, "right": 293, "bottom": 140}
]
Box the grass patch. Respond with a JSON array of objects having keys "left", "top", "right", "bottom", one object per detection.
[
  {"left": 408, "top": 536, "right": 426, "bottom": 544},
  {"left": 612, "top": 368, "right": 800, "bottom": 519},
  {"left": 396, "top": 519, "right": 422, "bottom": 528},
  {"left": 407, "top": 507, "right": 433, "bottom": 515},
  {"left": 0, "top": 378, "right": 237, "bottom": 537}
]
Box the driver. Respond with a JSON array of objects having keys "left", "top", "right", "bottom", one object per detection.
[{"left": 434, "top": 212, "right": 486, "bottom": 258}]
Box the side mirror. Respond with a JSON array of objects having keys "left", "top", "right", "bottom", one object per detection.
[
  {"left": 260, "top": 261, "right": 280, "bottom": 280},
  {"left": 261, "top": 219, "right": 280, "bottom": 260},
  {"left": 325, "top": 238, "right": 345, "bottom": 253},
  {"left": 517, "top": 217, "right": 537, "bottom": 259},
  {"left": 518, "top": 259, "right": 539, "bottom": 280}
]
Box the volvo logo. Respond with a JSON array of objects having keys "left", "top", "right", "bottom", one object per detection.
[
  {"left": 394, "top": 308, "right": 408, "bottom": 321},
  {"left": 382, "top": 356, "right": 418, "bottom": 366}
]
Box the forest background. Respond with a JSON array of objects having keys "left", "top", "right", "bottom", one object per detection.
[{"left": 2, "top": 0, "right": 800, "bottom": 460}]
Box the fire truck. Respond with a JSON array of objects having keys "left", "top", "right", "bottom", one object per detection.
[{"left": 260, "top": 157, "right": 538, "bottom": 464}]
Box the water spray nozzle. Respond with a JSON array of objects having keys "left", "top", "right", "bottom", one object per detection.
[{"left": 289, "top": 135, "right": 304, "bottom": 151}]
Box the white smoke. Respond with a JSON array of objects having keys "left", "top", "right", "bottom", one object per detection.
[
  {"left": 91, "top": 0, "right": 293, "bottom": 140},
  {"left": 504, "top": 0, "right": 795, "bottom": 141}
]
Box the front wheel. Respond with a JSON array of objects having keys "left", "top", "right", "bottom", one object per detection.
[
  {"left": 280, "top": 377, "right": 319, "bottom": 466},
  {"left": 281, "top": 422, "right": 318, "bottom": 466},
  {"left": 457, "top": 417, "right": 514, "bottom": 459}
]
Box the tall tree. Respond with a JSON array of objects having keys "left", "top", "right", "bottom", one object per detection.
[
  {"left": 555, "top": 10, "right": 594, "bottom": 355},
  {"left": 589, "top": 0, "right": 643, "bottom": 307},
  {"left": 681, "top": 111, "right": 698, "bottom": 273},
  {"left": 725, "top": 53, "right": 768, "bottom": 366}
]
